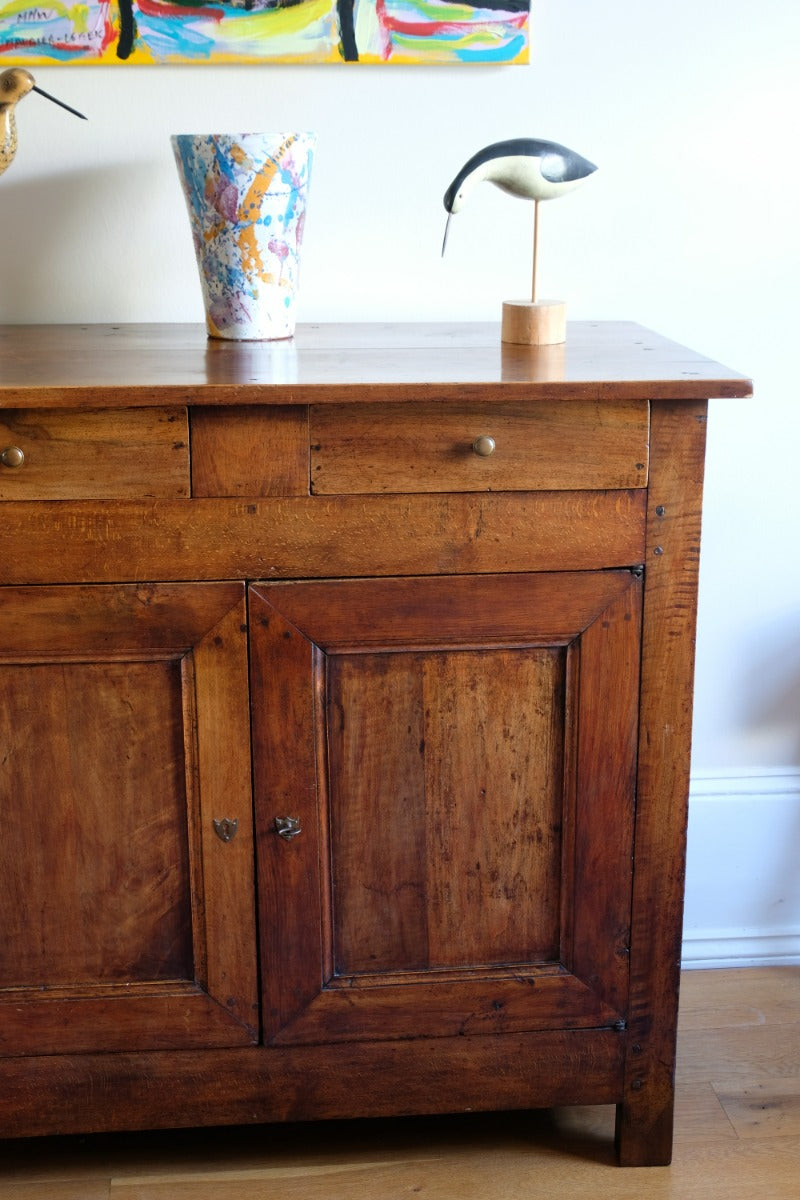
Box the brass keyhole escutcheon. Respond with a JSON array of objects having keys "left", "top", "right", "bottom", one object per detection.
[
  {"left": 1, "top": 445, "right": 24, "bottom": 469},
  {"left": 472, "top": 435, "right": 496, "bottom": 458},
  {"left": 213, "top": 817, "right": 239, "bottom": 843}
]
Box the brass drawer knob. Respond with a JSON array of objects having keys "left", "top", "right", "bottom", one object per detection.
[
  {"left": 472, "top": 435, "right": 496, "bottom": 458},
  {"left": 1, "top": 445, "right": 25, "bottom": 469}
]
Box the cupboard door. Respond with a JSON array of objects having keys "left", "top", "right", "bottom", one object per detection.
[
  {"left": 0, "top": 583, "right": 258, "bottom": 1056},
  {"left": 249, "top": 571, "right": 641, "bottom": 1046}
]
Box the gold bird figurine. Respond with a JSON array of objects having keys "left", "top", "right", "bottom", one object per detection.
[{"left": 1, "top": 68, "right": 87, "bottom": 177}]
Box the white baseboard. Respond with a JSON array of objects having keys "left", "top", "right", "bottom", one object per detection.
[
  {"left": 681, "top": 768, "right": 800, "bottom": 969},
  {"left": 681, "top": 931, "right": 800, "bottom": 970}
]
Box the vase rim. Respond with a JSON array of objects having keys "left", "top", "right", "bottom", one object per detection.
[{"left": 171, "top": 132, "right": 316, "bottom": 141}]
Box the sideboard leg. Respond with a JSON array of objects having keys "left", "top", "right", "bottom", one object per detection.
[
  {"left": 614, "top": 400, "right": 709, "bottom": 1170},
  {"left": 615, "top": 1092, "right": 675, "bottom": 1166}
]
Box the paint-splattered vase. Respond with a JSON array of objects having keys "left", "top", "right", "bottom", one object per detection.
[{"left": 171, "top": 132, "right": 315, "bottom": 341}]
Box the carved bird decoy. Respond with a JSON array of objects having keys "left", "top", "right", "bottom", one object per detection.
[
  {"left": 1, "top": 68, "right": 87, "bottom": 178},
  {"left": 441, "top": 137, "right": 597, "bottom": 255}
]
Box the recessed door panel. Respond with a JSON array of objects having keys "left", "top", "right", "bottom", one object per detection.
[
  {"left": 250, "top": 572, "right": 641, "bottom": 1047},
  {"left": 329, "top": 648, "right": 563, "bottom": 974},
  {"left": 1, "top": 659, "right": 191, "bottom": 987}
]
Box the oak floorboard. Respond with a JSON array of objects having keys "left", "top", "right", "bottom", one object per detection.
[
  {"left": 108, "top": 1136, "right": 800, "bottom": 1200},
  {"left": 678, "top": 967, "right": 800, "bottom": 1030},
  {"left": 0, "top": 969, "right": 797, "bottom": 1198},
  {"left": 677, "top": 1024, "right": 800, "bottom": 1082},
  {"left": 714, "top": 1076, "right": 800, "bottom": 1140},
  {"left": 0, "top": 1186, "right": 109, "bottom": 1200}
]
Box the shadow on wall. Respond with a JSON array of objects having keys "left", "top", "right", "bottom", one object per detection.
[
  {"left": 748, "top": 627, "right": 800, "bottom": 767},
  {"left": 745, "top": 629, "right": 800, "bottom": 941},
  {"left": 684, "top": 618, "right": 800, "bottom": 966},
  {"left": 0, "top": 162, "right": 194, "bottom": 323}
]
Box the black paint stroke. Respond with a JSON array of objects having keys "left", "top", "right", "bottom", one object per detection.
[
  {"left": 116, "top": 0, "right": 136, "bottom": 60},
  {"left": 337, "top": 0, "right": 359, "bottom": 62}
]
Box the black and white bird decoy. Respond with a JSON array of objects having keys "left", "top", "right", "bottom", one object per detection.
[
  {"left": 441, "top": 137, "right": 597, "bottom": 255},
  {"left": 441, "top": 138, "right": 597, "bottom": 346},
  {"left": 1, "top": 68, "right": 87, "bottom": 178}
]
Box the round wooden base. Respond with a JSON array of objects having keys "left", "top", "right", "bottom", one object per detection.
[{"left": 501, "top": 300, "right": 567, "bottom": 346}]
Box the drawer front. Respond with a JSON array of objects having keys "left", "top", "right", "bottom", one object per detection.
[
  {"left": 310, "top": 400, "right": 649, "bottom": 495},
  {"left": 0, "top": 409, "right": 189, "bottom": 500}
]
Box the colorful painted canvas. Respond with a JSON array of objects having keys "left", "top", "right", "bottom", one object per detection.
[{"left": 0, "top": 0, "right": 529, "bottom": 65}]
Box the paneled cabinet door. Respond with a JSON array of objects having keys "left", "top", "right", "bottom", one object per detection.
[
  {"left": 250, "top": 571, "right": 641, "bottom": 1047},
  {"left": 0, "top": 583, "right": 258, "bottom": 1056}
]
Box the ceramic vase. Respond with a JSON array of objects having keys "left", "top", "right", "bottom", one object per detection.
[{"left": 171, "top": 132, "right": 315, "bottom": 341}]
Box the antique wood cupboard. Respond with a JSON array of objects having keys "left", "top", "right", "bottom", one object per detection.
[{"left": 0, "top": 323, "right": 751, "bottom": 1164}]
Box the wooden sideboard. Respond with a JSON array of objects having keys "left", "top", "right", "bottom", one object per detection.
[{"left": 0, "top": 322, "right": 751, "bottom": 1164}]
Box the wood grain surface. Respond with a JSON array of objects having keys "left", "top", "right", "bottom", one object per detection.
[
  {"left": 0, "top": 322, "right": 752, "bottom": 407},
  {"left": 0, "top": 408, "right": 189, "bottom": 498},
  {"left": 191, "top": 406, "right": 309, "bottom": 497},
  {"left": 616, "top": 400, "right": 709, "bottom": 1165},
  {"left": 310, "top": 399, "right": 649, "bottom": 493},
  {"left": 0, "top": 491, "right": 646, "bottom": 584}
]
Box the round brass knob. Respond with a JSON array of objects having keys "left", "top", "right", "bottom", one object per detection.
[
  {"left": 472, "top": 435, "right": 496, "bottom": 458},
  {"left": 1, "top": 445, "right": 24, "bottom": 469}
]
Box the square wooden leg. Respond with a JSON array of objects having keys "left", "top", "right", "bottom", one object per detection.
[{"left": 615, "top": 1093, "right": 675, "bottom": 1167}]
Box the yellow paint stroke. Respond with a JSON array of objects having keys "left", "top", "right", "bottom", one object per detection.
[
  {"left": 217, "top": 0, "right": 335, "bottom": 45},
  {"left": 71, "top": 4, "right": 90, "bottom": 35},
  {"left": 1, "top": 0, "right": 75, "bottom": 16},
  {"left": 237, "top": 136, "right": 296, "bottom": 283}
]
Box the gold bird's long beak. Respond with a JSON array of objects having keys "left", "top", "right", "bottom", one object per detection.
[{"left": 31, "top": 84, "right": 87, "bottom": 120}]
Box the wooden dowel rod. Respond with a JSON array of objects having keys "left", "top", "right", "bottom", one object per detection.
[{"left": 531, "top": 200, "right": 540, "bottom": 304}]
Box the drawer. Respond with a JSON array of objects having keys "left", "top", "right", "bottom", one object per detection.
[
  {"left": 0, "top": 409, "right": 189, "bottom": 500},
  {"left": 310, "top": 400, "right": 649, "bottom": 494}
]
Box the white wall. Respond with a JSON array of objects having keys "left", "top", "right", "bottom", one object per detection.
[{"left": 2, "top": 0, "right": 799, "bottom": 961}]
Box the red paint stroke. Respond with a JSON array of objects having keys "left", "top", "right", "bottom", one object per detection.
[
  {"left": 99, "top": 19, "right": 117, "bottom": 52},
  {"left": 375, "top": 0, "right": 525, "bottom": 37},
  {"left": 0, "top": 36, "right": 113, "bottom": 55},
  {"left": 136, "top": 0, "right": 225, "bottom": 23}
]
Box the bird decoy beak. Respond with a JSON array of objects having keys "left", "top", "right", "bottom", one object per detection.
[
  {"left": 31, "top": 85, "right": 87, "bottom": 121},
  {"left": 441, "top": 211, "right": 452, "bottom": 257}
]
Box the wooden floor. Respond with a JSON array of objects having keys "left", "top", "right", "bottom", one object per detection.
[{"left": 0, "top": 968, "right": 798, "bottom": 1199}]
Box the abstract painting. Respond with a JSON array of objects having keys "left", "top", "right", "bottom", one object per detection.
[{"left": 0, "top": 0, "right": 530, "bottom": 64}]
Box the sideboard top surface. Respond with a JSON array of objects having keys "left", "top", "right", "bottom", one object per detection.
[{"left": 0, "top": 321, "right": 752, "bottom": 409}]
